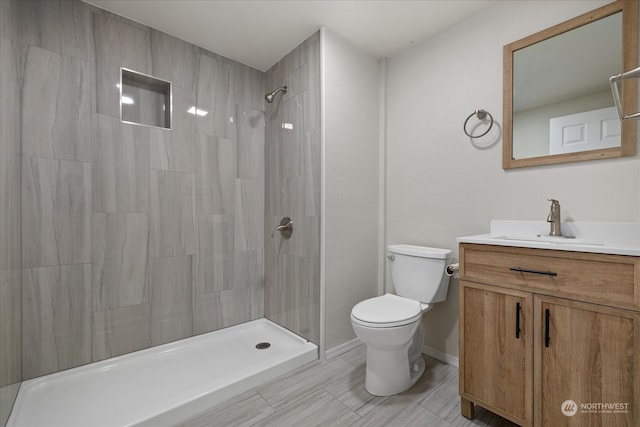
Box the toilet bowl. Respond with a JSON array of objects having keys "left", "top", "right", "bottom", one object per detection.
[{"left": 350, "top": 245, "right": 451, "bottom": 396}]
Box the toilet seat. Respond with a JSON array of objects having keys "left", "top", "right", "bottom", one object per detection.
[{"left": 351, "top": 294, "right": 422, "bottom": 328}]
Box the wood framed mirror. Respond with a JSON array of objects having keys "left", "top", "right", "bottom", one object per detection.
[{"left": 503, "top": 0, "right": 638, "bottom": 169}]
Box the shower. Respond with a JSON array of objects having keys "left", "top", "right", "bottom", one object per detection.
[{"left": 265, "top": 85, "right": 287, "bottom": 103}]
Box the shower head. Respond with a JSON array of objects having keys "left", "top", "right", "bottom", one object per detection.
[{"left": 265, "top": 86, "right": 287, "bottom": 103}]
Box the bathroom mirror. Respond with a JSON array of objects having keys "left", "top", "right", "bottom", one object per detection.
[{"left": 503, "top": 0, "right": 638, "bottom": 169}]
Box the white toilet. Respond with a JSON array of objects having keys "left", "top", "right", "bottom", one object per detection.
[{"left": 350, "top": 244, "right": 452, "bottom": 396}]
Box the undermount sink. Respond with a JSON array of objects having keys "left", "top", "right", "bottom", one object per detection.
[
  {"left": 495, "top": 235, "right": 605, "bottom": 246},
  {"left": 457, "top": 221, "right": 639, "bottom": 256}
]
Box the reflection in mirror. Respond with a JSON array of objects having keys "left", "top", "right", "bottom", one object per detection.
[
  {"left": 503, "top": 0, "right": 638, "bottom": 169},
  {"left": 512, "top": 13, "right": 621, "bottom": 159}
]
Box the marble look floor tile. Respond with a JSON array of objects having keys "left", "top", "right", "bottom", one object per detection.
[
  {"left": 178, "top": 390, "right": 274, "bottom": 427},
  {"left": 401, "top": 356, "right": 458, "bottom": 405},
  {"left": 338, "top": 342, "right": 368, "bottom": 366},
  {"left": 92, "top": 213, "right": 149, "bottom": 311},
  {"left": 179, "top": 342, "right": 527, "bottom": 427},
  {"left": 22, "top": 264, "right": 92, "bottom": 379},
  {"left": 92, "top": 303, "right": 150, "bottom": 362},
  {"left": 323, "top": 358, "right": 390, "bottom": 416},
  {"left": 256, "top": 358, "right": 349, "bottom": 410},
  {"left": 417, "top": 364, "right": 464, "bottom": 420},
  {"left": 254, "top": 388, "right": 360, "bottom": 427},
  {"left": 22, "top": 46, "right": 91, "bottom": 161},
  {"left": 149, "top": 256, "right": 193, "bottom": 346},
  {"left": 21, "top": 157, "right": 91, "bottom": 268},
  {"left": 351, "top": 395, "right": 449, "bottom": 427},
  {"left": 448, "top": 405, "right": 520, "bottom": 427}
]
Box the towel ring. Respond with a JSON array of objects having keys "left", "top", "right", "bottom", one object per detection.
[{"left": 463, "top": 109, "right": 493, "bottom": 138}]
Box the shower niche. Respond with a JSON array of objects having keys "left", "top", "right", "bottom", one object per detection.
[{"left": 120, "top": 68, "right": 172, "bottom": 129}]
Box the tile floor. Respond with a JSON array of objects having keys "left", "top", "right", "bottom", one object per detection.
[{"left": 178, "top": 344, "right": 519, "bottom": 427}]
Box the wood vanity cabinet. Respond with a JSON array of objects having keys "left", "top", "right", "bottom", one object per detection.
[{"left": 458, "top": 243, "right": 640, "bottom": 427}]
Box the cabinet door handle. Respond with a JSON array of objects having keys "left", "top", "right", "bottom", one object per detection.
[
  {"left": 544, "top": 309, "right": 551, "bottom": 348},
  {"left": 510, "top": 267, "right": 558, "bottom": 276},
  {"left": 515, "top": 302, "right": 522, "bottom": 339}
]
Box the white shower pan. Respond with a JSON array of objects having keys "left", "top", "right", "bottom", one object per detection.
[{"left": 8, "top": 318, "right": 317, "bottom": 427}]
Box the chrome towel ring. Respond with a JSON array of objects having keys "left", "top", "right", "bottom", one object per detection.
[{"left": 463, "top": 109, "right": 493, "bottom": 138}]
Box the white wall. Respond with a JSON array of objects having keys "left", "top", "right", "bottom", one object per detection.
[
  {"left": 324, "top": 29, "right": 381, "bottom": 350},
  {"left": 513, "top": 90, "right": 614, "bottom": 159},
  {"left": 385, "top": 1, "right": 639, "bottom": 359}
]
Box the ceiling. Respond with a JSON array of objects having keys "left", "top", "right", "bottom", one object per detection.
[
  {"left": 86, "top": 0, "right": 498, "bottom": 71},
  {"left": 513, "top": 11, "right": 621, "bottom": 112}
]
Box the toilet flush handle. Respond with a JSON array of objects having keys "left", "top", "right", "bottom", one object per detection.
[{"left": 387, "top": 254, "right": 395, "bottom": 261}]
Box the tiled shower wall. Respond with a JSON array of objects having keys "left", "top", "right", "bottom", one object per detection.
[
  {"left": 0, "top": 0, "right": 266, "bottom": 393},
  {"left": 264, "top": 32, "right": 321, "bottom": 344},
  {"left": 0, "top": 0, "right": 23, "bottom": 420}
]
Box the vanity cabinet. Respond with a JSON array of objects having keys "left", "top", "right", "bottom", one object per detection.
[
  {"left": 459, "top": 243, "right": 640, "bottom": 427},
  {"left": 460, "top": 282, "right": 533, "bottom": 425}
]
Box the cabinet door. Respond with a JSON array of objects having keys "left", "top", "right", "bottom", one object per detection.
[
  {"left": 460, "top": 281, "right": 533, "bottom": 426},
  {"left": 535, "top": 296, "right": 640, "bottom": 427}
]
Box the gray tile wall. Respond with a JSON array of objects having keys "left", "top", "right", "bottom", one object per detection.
[
  {"left": 1, "top": 2, "right": 321, "bottom": 423},
  {"left": 0, "top": 0, "right": 23, "bottom": 420},
  {"left": 264, "top": 32, "right": 322, "bottom": 344},
  {"left": 1, "top": 0, "right": 267, "bottom": 392}
]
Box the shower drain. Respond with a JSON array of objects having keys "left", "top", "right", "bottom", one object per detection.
[{"left": 255, "top": 342, "right": 271, "bottom": 350}]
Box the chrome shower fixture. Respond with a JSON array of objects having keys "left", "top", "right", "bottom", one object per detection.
[{"left": 265, "top": 86, "right": 287, "bottom": 103}]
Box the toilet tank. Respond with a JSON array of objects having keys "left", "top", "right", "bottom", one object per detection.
[{"left": 388, "top": 244, "right": 452, "bottom": 303}]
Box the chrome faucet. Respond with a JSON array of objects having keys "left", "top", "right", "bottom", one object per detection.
[{"left": 546, "top": 199, "right": 562, "bottom": 236}]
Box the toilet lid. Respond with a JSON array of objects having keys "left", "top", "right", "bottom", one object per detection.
[{"left": 351, "top": 294, "right": 422, "bottom": 325}]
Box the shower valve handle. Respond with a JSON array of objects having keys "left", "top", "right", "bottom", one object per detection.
[{"left": 271, "top": 217, "right": 293, "bottom": 239}]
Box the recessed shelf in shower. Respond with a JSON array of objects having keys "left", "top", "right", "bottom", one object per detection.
[{"left": 120, "top": 68, "right": 172, "bottom": 129}]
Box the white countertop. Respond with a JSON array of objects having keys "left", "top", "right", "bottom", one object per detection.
[{"left": 457, "top": 220, "right": 640, "bottom": 257}]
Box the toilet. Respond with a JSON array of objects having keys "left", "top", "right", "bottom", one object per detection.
[{"left": 350, "top": 244, "right": 452, "bottom": 396}]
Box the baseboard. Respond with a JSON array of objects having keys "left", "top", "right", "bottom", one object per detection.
[
  {"left": 325, "top": 339, "right": 458, "bottom": 367},
  {"left": 422, "top": 345, "right": 459, "bottom": 368},
  {"left": 325, "top": 338, "right": 362, "bottom": 359}
]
